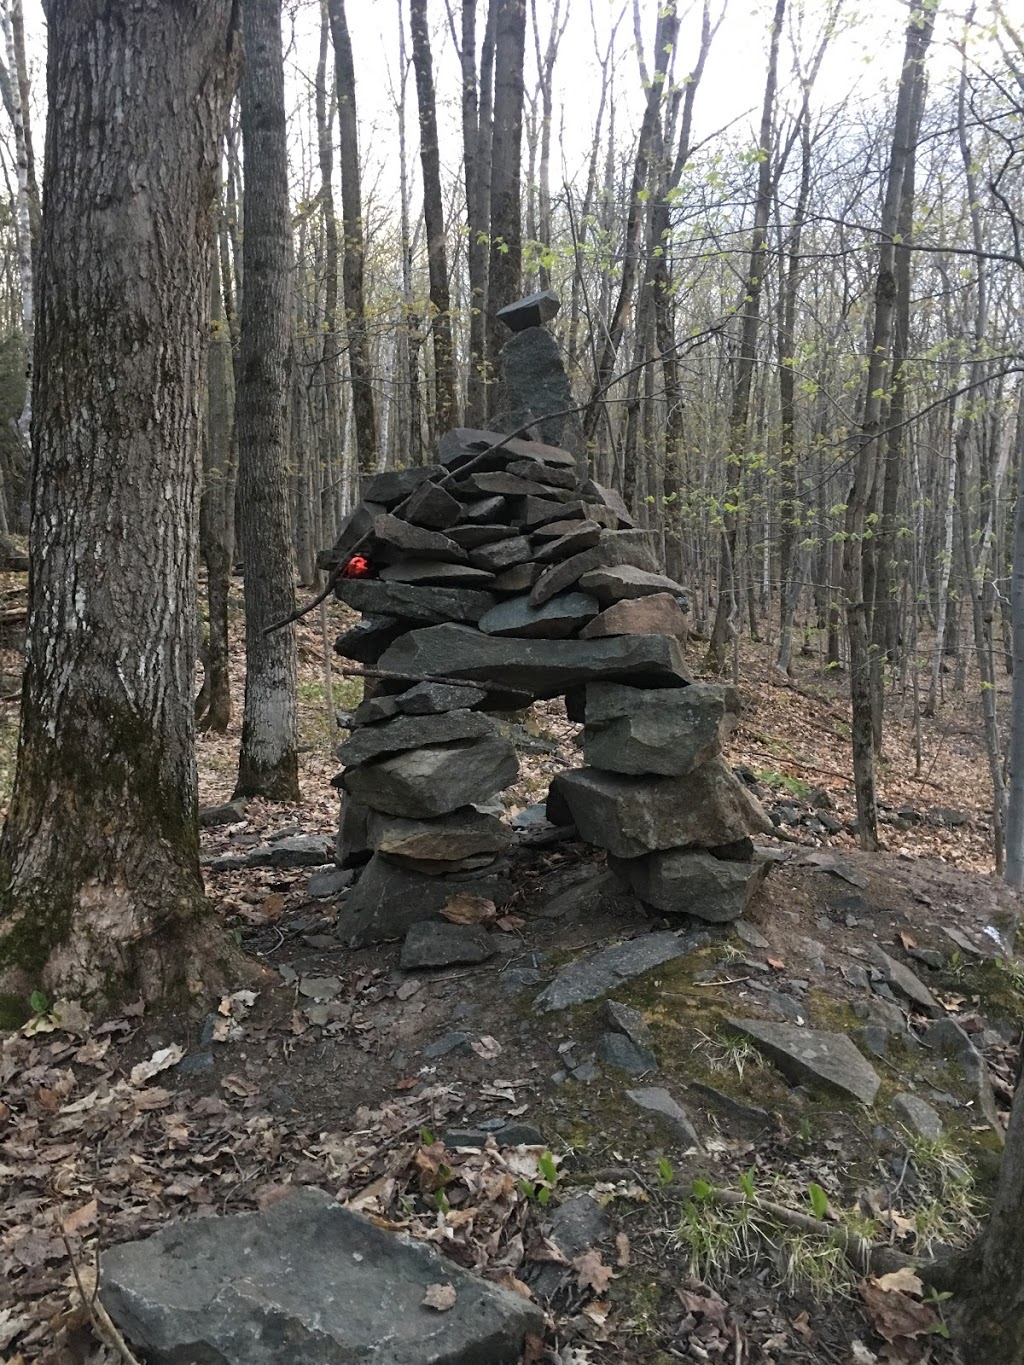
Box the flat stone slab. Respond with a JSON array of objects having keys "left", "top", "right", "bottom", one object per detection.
[
  {"left": 579, "top": 592, "right": 690, "bottom": 640},
  {"left": 727, "top": 1018, "right": 882, "bottom": 1105},
  {"left": 401, "top": 921, "right": 496, "bottom": 969},
  {"left": 497, "top": 288, "right": 561, "bottom": 331},
  {"left": 199, "top": 799, "right": 249, "bottom": 828},
  {"left": 596, "top": 1031, "right": 658, "bottom": 1075},
  {"left": 872, "top": 950, "right": 943, "bottom": 1016},
  {"left": 604, "top": 999, "right": 654, "bottom": 1048},
  {"left": 337, "top": 710, "right": 498, "bottom": 769},
  {"left": 396, "top": 682, "right": 488, "bottom": 714},
  {"left": 533, "top": 930, "right": 706, "bottom": 1011},
  {"left": 206, "top": 834, "right": 333, "bottom": 872},
  {"left": 380, "top": 560, "right": 496, "bottom": 588},
  {"left": 100, "top": 1186, "right": 541, "bottom": 1364},
  {"left": 362, "top": 465, "right": 442, "bottom": 506},
  {"left": 335, "top": 578, "right": 496, "bottom": 626},
  {"left": 478, "top": 591, "right": 599, "bottom": 640},
  {"left": 341, "top": 735, "right": 519, "bottom": 819},
  {"left": 378, "top": 624, "right": 691, "bottom": 702},
  {"left": 625, "top": 1087, "right": 702, "bottom": 1148},
  {"left": 577, "top": 563, "right": 689, "bottom": 605},
  {"left": 583, "top": 681, "right": 740, "bottom": 776},
  {"left": 893, "top": 1092, "right": 944, "bottom": 1139},
  {"left": 548, "top": 760, "right": 773, "bottom": 859},
  {"left": 372, "top": 512, "right": 467, "bottom": 562},
  {"left": 368, "top": 807, "right": 512, "bottom": 862}
]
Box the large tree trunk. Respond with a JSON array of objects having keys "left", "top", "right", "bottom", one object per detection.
[
  {"left": 234, "top": 0, "right": 300, "bottom": 802},
  {"left": 0, "top": 0, "right": 240, "bottom": 1011},
  {"left": 409, "top": 0, "right": 458, "bottom": 434},
  {"left": 327, "top": 0, "right": 378, "bottom": 472}
]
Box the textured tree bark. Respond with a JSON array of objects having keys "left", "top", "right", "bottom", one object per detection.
[
  {"left": 234, "top": 0, "right": 300, "bottom": 803},
  {"left": 198, "top": 234, "right": 235, "bottom": 735},
  {"left": 327, "top": 0, "right": 378, "bottom": 472},
  {"left": 409, "top": 0, "right": 457, "bottom": 434},
  {"left": 0, "top": 0, "right": 240, "bottom": 1010}
]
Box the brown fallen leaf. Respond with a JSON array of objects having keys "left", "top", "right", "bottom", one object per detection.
[
  {"left": 495, "top": 915, "right": 525, "bottom": 932},
  {"left": 573, "top": 1248, "right": 613, "bottom": 1295},
  {"left": 441, "top": 893, "right": 496, "bottom": 925},
  {"left": 791, "top": 1309, "right": 814, "bottom": 1341},
  {"left": 874, "top": 1268, "right": 924, "bottom": 1296},
  {"left": 860, "top": 1279, "right": 937, "bottom": 1342},
  {"left": 615, "top": 1231, "right": 630, "bottom": 1267},
  {"left": 767, "top": 957, "right": 786, "bottom": 970},
  {"left": 471, "top": 1035, "right": 502, "bottom": 1060},
  {"left": 897, "top": 930, "right": 916, "bottom": 951},
  {"left": 129, "top": 1044, "right": 184, "bottom": 1086},
  {"left": 62, "top": 1198, "right": 98, "bottom": 1234},
  {"left": 677, "top": 1280, "right": 730, "bottom": 1332},
  {"left": 422, "top": 1282, "right": 458, "bottom": 1311}
]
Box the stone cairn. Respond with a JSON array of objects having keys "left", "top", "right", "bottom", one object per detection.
[{"left": 320, "top": 293, "right": 771, "bottom": 949}]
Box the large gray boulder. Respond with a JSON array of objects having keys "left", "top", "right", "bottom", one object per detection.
[
  {"left": 547, "top": 760, "right": 774, "bottom": 858},
  {"left": 341, "top": 735, "right": 519, "bottom": 819},
  {"left": 583, "top": 681, "right": 741, "bottom": 776},
  {"left": 377, "top": 624, "right": 692, "bottom": 701},
  {"left": 339, "top": 854, "right": 511, "bottom": 946},
  {"left": 100, "top": 1186, "right": 542, "bottom": 1364},
  {"left": 608, "top": 848, "right": 769, "bottom": 921}
]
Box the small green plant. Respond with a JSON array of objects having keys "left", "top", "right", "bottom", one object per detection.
[
  {"left": 753, "top": 768, "right": 812, "bottom": 799},
  {"left": 518, "top": 1150, "right": 560, "bottom": 1206},
  {"left": 29, "top": 989, "right": 48, "bottom": 1016},
  {"left": 807, "top": 1182, "right": 829, "bottom": 1220},
  {"left": 693, "top": 1030, "right": 764, "bottom": 1082},
  {"left": 656, "top": 1156, "right": 675, "bottom": 1187}
]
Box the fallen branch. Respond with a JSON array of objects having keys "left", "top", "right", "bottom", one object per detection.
[{"left": 59, "top": 1224, "right": 143, "bottom": 1365}]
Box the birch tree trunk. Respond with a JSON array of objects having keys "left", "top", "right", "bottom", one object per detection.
[
  {"left": 234, "top": 0, "right": 300, "bottom": 802},
  {"left": 0, "top": 0, "right": 240, "bottom": 1011}
]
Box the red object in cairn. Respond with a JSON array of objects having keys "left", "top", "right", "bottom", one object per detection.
[{"left": 340, "top": 553, "right": 372, "bottom": 579}]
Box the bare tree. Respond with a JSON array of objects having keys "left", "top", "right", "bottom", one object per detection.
[
  {"left": 0, "top": 0, "right": 240, "bottom": 1005},
  {"left": 234, "top": 0, "right": 300, "bottom": 802}
]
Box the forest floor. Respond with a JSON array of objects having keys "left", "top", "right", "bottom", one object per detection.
[{"left": 1, "top": 580, "right": 1020, "bottom": 1365}]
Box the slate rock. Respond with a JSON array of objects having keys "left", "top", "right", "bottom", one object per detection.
[
  {"left": 625, "top": 1087, "right": 702, "bottom": 1148},
  {"left": 378, "top": 624, "right": 692, "bottom": 702},
  {"left": 596, "top": 1030, "right": 658, "bottom": 1075},
  {"left": 492, "top": 327, "right": 585, "bottom": 454},
  {"left": 175, "top": 1051, "right": 215, "bottom": 1077},
  {"left": 447, "top": 523, "right": 520, "bottom": 549},
  {"left": 334, "top": 577, "right": 496, "bottom": 626},
  {"left": 335, "top": 614, "right": 409, "bottom": 664},
  {"left": 533, "top": 930, "right": 706, "bottom": 1011},
  {"left": 207, "top": 834, "right": 333, "bottom": 872},
  {"left": 439, "top": 428, "right": 576, "bottom": 470},
  {"left": 529, "top": 1193, "right": 608, "bottom": 1298},
  {"left": 479, "top": 591, "right": 600, "bottom": 640},
  {"left": 604, "top": 1000, "right": 655, "bottom": 1048},
  {"left": 307, "top": 866, "right": 356, "bottom": 898},
  {"left": 534, "top": 522, "right": 603, "bottom": 562},
  {"left": 339, "top": 854, "right": 510, "bottom": 947},
  {"left": 423, "top": 1031, "right": 473, "bottom": 1058},
  {"left": 579, "top": 592, "right": 690, "bottom": 640},
  {"left": 529, "top": 530, "right": 659, "bottom": 606},
  {"left": 454, "top": 471, "right": 569, "bottom": 500},
  {"left": 535, "top": 869, "right": 616, "bottom": 921},
  {"left": 571, "top": 1062, "right": 600, "bottom": 1082},
  {"left": 608, "top": 848, "right": 768, "bottom": 922},
  {"left": 361, "top": 464, "right": 442, "bottom": 506},
  {"left": 322, "top": 499, "right": 385, "bottom": 568},
  {"left": 100, "top": 1186, "right": 541, "bottom": 1365},
  {"left": 396, "top": 681, "right": 488, "bottom": 714},
  {"left": 518, "top": 497, "right": 618, "bottom": 530},
  {"left": 443, "top": 1128, "right": 489, "bottom": 1147},
  {"left": 583, "top": 681, "right": 740, "bottom": 776},
  {"left": 398, "top": 478, "right": 463, "bottom": 530},
  {"left": 687, "top": 1083, "right": 771, "bottom": 1129},
  {"left": 337, "top": 795, "right": 372, "bottom": 868},
  {"left": 401, "top": 921, "right": 496, "bottom": 970},
  {"left": 341, "top": 735, "right": 519, "bottom": 819},
  {"left": 727, "top": 1018, "right": 881, "bottom": 1105},
  {"left": 337, "top": 709, "right": 498, "bottom": 769},
  {"left": 893, "top": 1092, "right": 944, "bottom": 1140},
  {"left": 495, "top": 1122, "right": 546, "bottom": 1147},
  {"left": 581, "top": 481, "right": 635, "bottom": 527},
  {"left": 380, "top": 559, "right": 496, "bottom": 587},
  {"left": 923, "top": 1017, "right": 1003, "bottom": 1138},
  {"left": 854, "top": 1025, "right": 893, "bottom": 1059},
  {"left": 497, "top": 288, "right": 561, "bottom": 332},
  {"left": 199, "top": 799, "right": 248, "bottom": 828},
  {"left": 549, "top": 760, "right": 774, "bottom": 859},
  {"left": 461, "top": 495, "right": 508, "bottom": 523},
  {"left": 368, "top": 807, "right": 512, "bottom": 862},
  {"left": 372, "top": 513, "right": 466, "bottom": 562},
  {"left": 352, "top": 694, "right": 403, "bottom": 725},
  {"left": 578, "top": 563, "right": 689, "bottom": 606},
  {"left": 734, "top": 920, "right": 770, "bottom": 950},
  {"left": 468, "top": 535, "right": 535, "bottom": 573},
  {"left": 506, "top": 459, "right": 577, "bottom": 489},
  {"left": 872, "top": 950, "right": 943, "bottom": 1016}
]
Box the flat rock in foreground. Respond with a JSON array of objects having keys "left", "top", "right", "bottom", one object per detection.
[
  {"left": 533, "top": 930, "right": 707, "bottom": 1011},
  {"left": 100, "top": 1186, "right": 541, "bottom": 1365},
  {"left": 727, "top": 1018, "right": 881, "bottom": 1105}
]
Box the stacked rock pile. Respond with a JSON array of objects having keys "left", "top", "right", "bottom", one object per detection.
[{"left": 321, "top": 425, "right": 770, "bottom": 947}]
